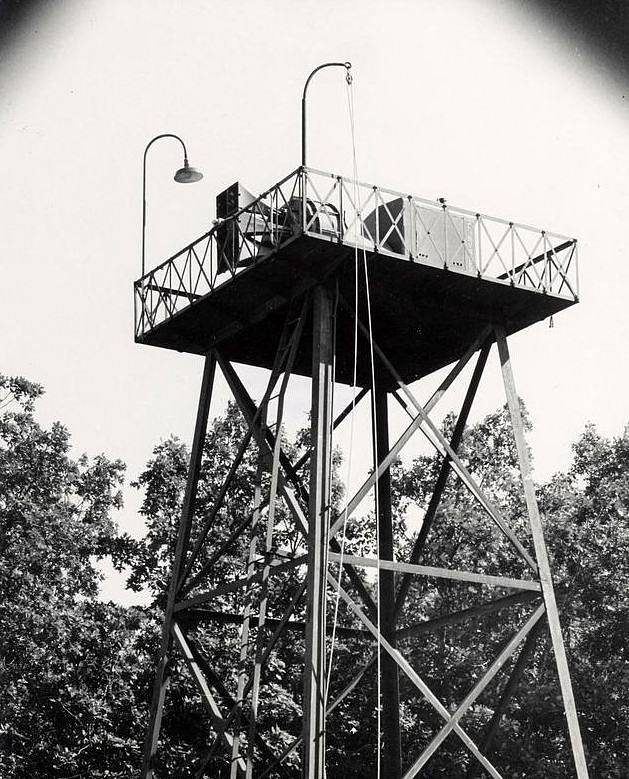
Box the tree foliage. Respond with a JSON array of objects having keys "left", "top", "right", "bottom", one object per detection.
[{"left": 0, "top": 375, "right": 151, "bottom": 777}]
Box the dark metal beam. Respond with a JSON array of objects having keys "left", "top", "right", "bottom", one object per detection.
[
  {"left": 395, "top": 590, "right": 541, "bottom": 640},
  {"left": 208, "top": 580, "right": 308, "bottom": 770},
  {"left": 142, "top": 354, "right": 216, "bottom": 779},
  {"left": 182, "top": 298, "right": 310, "bottom": 592},
  {"left": 258, "top": 654, "right": 378, "bottom": 779},
  {"left": 171, "top": 622, "right": 247, "bottom": 776},
  {"left": 218, "top": 357, "right": 311, "bottom": 518},
  {"left": 182, "top": 502, "right": 260, "bottom": 597},
  {"left": 174, "top": 556, "right": 307, "bottom": 613},
  {"left": 179, "top": 427, "right": 254, "bottom": 590},
  {"left": 246, "top": 303, "right": 308, "bottom": 774},
  {"left": 180, "top": 608, "right": 367, "bottom": 638},
  {"left": 497, "top": 239, "right": 574, "bottom": 283},
  {"left": 374, "top": 386, "right": 402, "bottom": 778},
  {"left": 303, "top": 284, "right": 334, "bottom": 778}
]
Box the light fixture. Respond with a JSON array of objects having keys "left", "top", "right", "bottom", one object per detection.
[
  {"left": 142, "top": 133, "right": 204, "bottom": 276},
  {"left": 174, "top": 161, "right": 203, "bottom": 184}
]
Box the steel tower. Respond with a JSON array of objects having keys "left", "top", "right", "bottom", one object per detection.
[{"left": 136, "top": 157, "right": 588, "bottom": 776}]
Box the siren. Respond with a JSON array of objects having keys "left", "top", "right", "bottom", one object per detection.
[
  {"left": 215, "top": 182, "right": 259, "bottom": 273},
  {"left": 362, "top": 197, "right": 407, "bottom": 255},
  {"left": 216, "top": 182, "right": 342, "bottom": 272},
  {"left": 362, "top": 196, "right": 474, "bottom": 270}
]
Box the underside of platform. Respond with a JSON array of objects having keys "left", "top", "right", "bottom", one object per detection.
[{"left": 136, "top": 233, "right": 575, "bottom": 388}]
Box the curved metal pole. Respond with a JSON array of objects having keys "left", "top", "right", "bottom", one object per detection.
[
  {"left": 142, "top": 133, "right": 188, "bottom": 277},
  {"left": 301, "top": 61, "right": 351, "bottom": 167}
]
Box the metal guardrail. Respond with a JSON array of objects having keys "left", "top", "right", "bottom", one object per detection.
[{"left": 134, "top": 167, "right": 578, "bottom": 339}]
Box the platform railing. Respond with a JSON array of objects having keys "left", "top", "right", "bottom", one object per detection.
[
  {"left": 134, "top": 167, "right": 578, "bottom": 339},
  {"left": 302, "top": 167, "right": 578, "bottom": 298},
  {"left": 134, "top": 168, "right": 304, "bottom": 338}
]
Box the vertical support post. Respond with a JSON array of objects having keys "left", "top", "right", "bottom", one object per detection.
[
  {"left": 142, "top": 353, "right": 217, "bottom": 778},
  {"left": 496, "top": 327, "right": 589, "bottom": 779},
  {"left": 374, "top": 384, "right": 402, "bottom": 778},
  {"left": 303, "top": 285, "right": 334, "bottom": 778}
]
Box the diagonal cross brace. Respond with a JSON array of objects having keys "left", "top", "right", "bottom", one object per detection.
[
  {"left": 329, "top": 329, "right": 492, "bottom": 541},
  {"left": 172, "top": 622, "right": 247, "bottom": 776},
  {"left": 218, "top": 354, "right": 378, "bottom": 620},
  {"left": 174, "top": 556, "right": 307, "bottom": 612},
  {"left": 466, "top": 608, "right": 549, "bottom": 778},
  {"left": 181, "top": 297, "right": 311, "bottom": 589},
  {"left": 185, "top": 633, "right": 297, "bottom": 779},
  {"left": 402, "top": 604, "right": 546, "bottom": 778},
  {"left": 328, "top": 573, "right": 505, "bottom": 779},
  {"left": 338, "top": 296, "right": 538, "bottom": 574},
  {"left": 218, "top": 354, "right": 309, "bottom": 535},
  {"left": 142, "top": 354, "right": 217, "bottom": 779},
  {"left": 395, "top": 340, "right": 491, "bottom": 616},
  {"left": 244, "top": 299, "right": 309, "bottom": 774}
]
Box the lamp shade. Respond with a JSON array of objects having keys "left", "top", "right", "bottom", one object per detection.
[{"left": 174, "top": 163, "right": 203, "bottom": 183}]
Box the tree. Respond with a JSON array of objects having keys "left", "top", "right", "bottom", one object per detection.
[{"left": 0, "top": 375, "right": 150, "bottom": 778}]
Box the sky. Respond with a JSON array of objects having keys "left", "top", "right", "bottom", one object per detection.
[{"left": 3, "top": 0, "right": 629, "bottom": 603}]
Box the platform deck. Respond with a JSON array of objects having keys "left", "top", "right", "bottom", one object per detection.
[{"left": 134, "top": 167, "right": 577, "bottom": 387}]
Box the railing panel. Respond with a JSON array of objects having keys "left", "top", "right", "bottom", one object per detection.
[{"left": 135, "top": 167, "right": 578, "bottom": 340}]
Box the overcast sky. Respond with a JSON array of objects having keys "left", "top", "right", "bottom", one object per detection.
[{"left": 3, "top": 0, "right": 628, "bottom": 602}]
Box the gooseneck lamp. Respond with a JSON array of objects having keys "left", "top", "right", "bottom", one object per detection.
[
  {"left": 141, "top": 133, "right": 203, "bottom": 277},
  {"left": 301, "top": 62, "right": 352, "bottom": 167}
]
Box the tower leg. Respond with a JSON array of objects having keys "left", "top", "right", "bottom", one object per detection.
[
  {"left": 374, "top": 385, "right": 402, "bottom": 778},
  {"left": 496, "top": 327, "right": 589, "bottom": 779},
  {"left": 303, "top": 285, "right": 334, "bottom": 778},
  {"left": 142, "top": 354, "right": 216, "bottom": 778}
]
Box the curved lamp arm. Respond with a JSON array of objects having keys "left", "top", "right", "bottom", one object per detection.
[
  {"left": 301, "top": 61, "right": 351, "bottom": 167},
  {"left": 141, "top": 133, "right": 190, "bottom": 277}
]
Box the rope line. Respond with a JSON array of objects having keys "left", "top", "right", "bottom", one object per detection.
[
  {"left": 324, "top": 72, "right": 383, "bottom": 778},
  {"left": 325, "top": 85, "right": 361, "bottom": 704}
]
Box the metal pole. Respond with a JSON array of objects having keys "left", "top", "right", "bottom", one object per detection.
[
  {"left": 142, "top": 133, "right": 189, "bottom": 277},
  {"left": 496, "top": 327, "right": 590, "bottom": 778},
  {"left": 374, "top": 384, "right": 402, "bottom": 778},
  {"left": 303, "top": 284, "right": 335, "bottom": 778},
  {"left": 142, "top": 353, "right": 216, "bottom": 778},
  {"left": 301, "top": 62, "right": 351, "bottom": 167}
]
